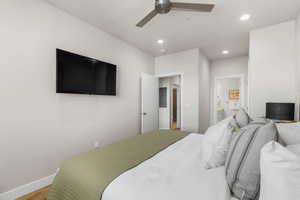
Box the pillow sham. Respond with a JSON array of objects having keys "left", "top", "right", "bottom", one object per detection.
[
  {"left": 205, "top": 123, "right": 236, "bottom": 169},
  {"left": 234, "top": 108, "right": 252, "bottom": 128},
  {"left": 249, "top": 118, "right": 269, "bottom": 126},
  {"left": 201, "top": 117, "right": 238, "bottom": 166},
  {"left": 225, "top": 122, "right": 278, "bottom": 200},
  {"left": 260, "top": 142, "right": 300, "bottom": 200},
  {"left": 276, "top": 122, "right": 300, "bottom": 145}
]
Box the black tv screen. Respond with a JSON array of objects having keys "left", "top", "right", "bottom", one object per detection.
[
  {"left": 266, "top": 103, "right": 295, "bottom": 120},
  {"left": 56, "top": 49, "right": 116, "bottom": 95}
]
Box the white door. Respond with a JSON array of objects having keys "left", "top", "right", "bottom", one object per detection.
[{"left": 141, "top": 73, "right": 159, "bottom": 133}]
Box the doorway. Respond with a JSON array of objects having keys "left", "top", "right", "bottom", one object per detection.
[
  {"left": 158, "top": 75, "right": 182, "bottom": 130},
  {"left": 172, "top": 88, "right": 178, "bottom": 129},
  {"left": 214, "top": 75, "right": 245, "bottom": 124}
]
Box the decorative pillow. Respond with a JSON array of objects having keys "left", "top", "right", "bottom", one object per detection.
[
  {"left": 234, "top": 108, "right": 252, "bottom": 128},
  {"left": 225, "top": 122, "right": 278, "bottom": 200},
  {"left": 202, "top": 117, "right": 239, "bottom": 169},
  {"left": 276, "top": 122, "right": 300, "bottom": 145},
  {"left": 204, "top": 123, "right": 235, "bottom": 169},
  {"left": 249, "top": 118, "right": 269, "bottom": 126},
  {"left": 260, "top": 142, "right": 300, "bottom": 200}
]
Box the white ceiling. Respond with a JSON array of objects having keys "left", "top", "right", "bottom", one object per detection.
[{"left": 46, "top": 0, "right": 300, "bottom": 60}]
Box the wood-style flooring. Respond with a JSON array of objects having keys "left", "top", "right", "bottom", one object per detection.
[
  {"left": 171, "top": 121, "right": 180, "bottom": 130},
  {"left": 17, "top": 185, "right": 50, "bottom": 200}
]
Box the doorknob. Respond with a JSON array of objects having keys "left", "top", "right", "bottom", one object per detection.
[{"left": 142, "top": 112, "right": 147, "bottom": 116}]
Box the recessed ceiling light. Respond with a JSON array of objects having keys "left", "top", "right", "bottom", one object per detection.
[
  {"left": 240, "top": 14, "right": 251, "bottom": 21},
  {"left": 157, "top": 39, "right": 164, "bottom": 44},
  {"left": 222, "top": 50, "right": 229, "bottom": 55}
]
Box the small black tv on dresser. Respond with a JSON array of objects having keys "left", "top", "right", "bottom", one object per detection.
[
  {"left": 266, "top": 103, "right": 295, "bottom": 120},
  {"left": 56, "top": 49, "right": 117, "bottom": 96}
]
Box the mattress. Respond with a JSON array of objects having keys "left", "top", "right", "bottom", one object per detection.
[
  {"left": 48, "top": 130, "right": 189, "bottom": 200},
  {"left": 102, "top": 133, "right": 232, "bottom": 200},
  {"left": 48, "top": 131, "right": 234, "bottom": 200}
]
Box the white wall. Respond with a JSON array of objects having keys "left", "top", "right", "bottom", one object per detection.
[
  {"left": 0, "top": 0, "right": 154, "bottom": 192},
  {"left": 210, "top": 56, "right": 248, "bottom": 124},
  {"left": 248, "top": 21, "right": 297, "bottom": 119},
  {"left": 155, "top": 49, "right": 199, "bottom": 132},
  {"left": 295, "top": 14, "right": 300, "bottom": 120},
  {"left": 155, "top": 49, "right": 210, "bottom": 133},
  {"left": 199, "top": 52, "right": 211, "bottom": 133}
]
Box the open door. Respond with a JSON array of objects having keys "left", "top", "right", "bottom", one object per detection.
[{"left": 141, "top": 73, "right": 159, "bottom": 133}]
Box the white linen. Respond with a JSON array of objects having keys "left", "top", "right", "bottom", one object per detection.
[
  {"left": 202, "top": 117, "right": 237, "bottom": 169},
  {"left": 276, "top": 122, "right": 300, "bottom": 145},
  {"left": 102, "top": 134, "right": 232, "bottom": 200},
  {"left": 205, "top": 123, "right": 235, "bottom": 169},
  {"left": 259, "top": 142, "right": 300, "bottom": 200},
  {"left": 287, "top": 143, "right": 300, "bottom": 156}
]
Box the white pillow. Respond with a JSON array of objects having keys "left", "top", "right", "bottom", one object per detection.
[
  {"left": 204, "top": 125, "right": 234, "bottom": 169},
  {"left": 201, "top": 117, "right": 237, "bottom": 169},
  {"left": 276, "top": 122, "right": 300, "bottom": 145},
  {"left": 260, "top": 142, "right": 300, "bottom": 200},
  {"left": 234, "top": 107, "right": 252, "bottom": 128}
]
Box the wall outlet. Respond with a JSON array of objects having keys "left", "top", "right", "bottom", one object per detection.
[{"left": 94, "top": 141, "right": 100, "bottom": 148}]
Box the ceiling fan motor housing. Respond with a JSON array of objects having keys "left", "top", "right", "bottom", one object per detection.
[
  {"left": 136, "top": 0, "right": 214, "bottom": 27},
  {"left": 156, "top": 0, "right": 172, "bottom": 14}
]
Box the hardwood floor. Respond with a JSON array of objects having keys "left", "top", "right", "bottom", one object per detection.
[
  {"left": 171, "top": 121, "right": 179, "bottom": 130},
  {"left": 17, "top": 185, "right": 50, "bottom": 200}
]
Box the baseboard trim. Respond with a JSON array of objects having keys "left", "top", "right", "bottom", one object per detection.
[{"left": 0, "top": 173, "right": 56, "bottom": 200}]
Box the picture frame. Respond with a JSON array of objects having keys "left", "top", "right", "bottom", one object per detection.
[{"left": 229, "top": 89, "right": 240, "bottom": 100}]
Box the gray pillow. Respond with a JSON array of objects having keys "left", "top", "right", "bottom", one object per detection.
[
  {"left": 248, "top": 118, "right": 269, "bottom": 126},
  {"left": 234, "top": 108, "right": 252, "bottom": 128},
  {"left": 225, "top": 122, "right": 278, "bottom": 200}
]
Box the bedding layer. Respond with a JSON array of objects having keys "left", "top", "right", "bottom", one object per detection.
[
  {"left": 48, "top": 130, "right": 188, "bottom": 200},
  {"left": 102, "top": 134, "right": 232, "bottom": 200}
]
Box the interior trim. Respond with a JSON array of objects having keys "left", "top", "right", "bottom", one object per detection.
[{"left": 0, "top": 173, "right": 56, "bottom": 200}]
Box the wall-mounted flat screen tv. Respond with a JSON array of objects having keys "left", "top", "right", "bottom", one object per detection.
[
  {"left": 56, "top": 49, "right": 117, "bottom": 95},
  {"left": 266, "top": 102, "right": 295, "bottom": 120}
]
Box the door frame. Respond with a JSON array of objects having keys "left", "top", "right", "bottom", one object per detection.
[
  {"left": 213, "top": 74, "right": 245, "bottom": 124},
  {"left": 156, "top": 72, "right": 184, "bottom": 131},
  {"left": 171, "top": 85, "right": 180, "bottom": 129}
]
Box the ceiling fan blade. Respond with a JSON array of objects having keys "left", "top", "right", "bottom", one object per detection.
[
  {"left": 171, "top": 3, "right": 215, "bottom": 12},
  {"left": 136, "top": 9, "right": 158, "bottom": 27}
]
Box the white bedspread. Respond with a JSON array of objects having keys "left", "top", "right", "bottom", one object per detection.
[{"left": 102, "top": 133, "right": 232, "bottom": 200}]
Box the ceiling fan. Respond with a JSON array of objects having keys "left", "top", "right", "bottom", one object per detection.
[{"left": 136, "top": 0, "right": 215, "bottom": 27}]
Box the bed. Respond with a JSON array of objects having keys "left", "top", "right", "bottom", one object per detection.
[{"left": 48, "top": 130, "right": 234, "bottom": 200}]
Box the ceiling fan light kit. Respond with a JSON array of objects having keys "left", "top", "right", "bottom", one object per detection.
[{"left": 137, "top": 0, "right": 215, "bottom": 27}]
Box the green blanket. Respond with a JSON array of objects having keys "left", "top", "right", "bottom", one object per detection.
[{"left": 48, "top": 130, "right": 188, "bottom": 200}]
